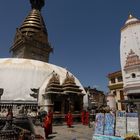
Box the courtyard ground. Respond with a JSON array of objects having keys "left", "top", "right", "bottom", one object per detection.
[{"left": 35, "top": 123, "right": 94, "bottom": 140}]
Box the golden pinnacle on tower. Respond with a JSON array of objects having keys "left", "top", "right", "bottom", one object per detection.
[
  {"left": 30, "top": 0, "right": 45, "bottom": 11},
  {"left": 10, "top": 0, "right": 53, "bottom": 63}
]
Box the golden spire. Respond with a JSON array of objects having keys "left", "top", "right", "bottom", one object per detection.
[
  {"left": 128, "top": 14, "right": 133, "bottom": 19},
  {"left": 19, "top": 0, "right": 47, "bottom": 36}
]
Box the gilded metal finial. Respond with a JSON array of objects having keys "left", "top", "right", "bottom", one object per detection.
[
  {"left": 128, "top": 14, "right": 133, "bottom": 19},
  {"left": 30, "top": 0, "right": 45, "bottom": 10}
]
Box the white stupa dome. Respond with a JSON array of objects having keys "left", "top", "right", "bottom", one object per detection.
[{"left": 0, "top": 58, "right": 86, "bottom": 102}]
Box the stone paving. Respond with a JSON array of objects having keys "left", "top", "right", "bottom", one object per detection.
[{"left": 35, "top": 123, "right": 94, "bottom": 140}]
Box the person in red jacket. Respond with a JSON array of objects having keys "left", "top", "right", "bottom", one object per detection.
[
  {"left": 48, "top": 110, "right": 53, "bottom": 135},
  {"left": 43, "top": 113, "right": 51, "bottom": 139},
  {"left": 65, "top": 111, "right": 73, "bottom": 127},
  {"left": 85, "top": 111, "right": 90, "bottom": 126},
  {"left": 81, "top": 110, "right": 86, "bottom": 125}
]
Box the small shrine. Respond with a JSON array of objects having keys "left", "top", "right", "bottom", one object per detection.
[{"left": 43, "top": 71, "right": 84, "bottom": 115}]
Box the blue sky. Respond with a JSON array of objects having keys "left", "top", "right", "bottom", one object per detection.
[{"left": 0, "top": 0, "right": 140, "bottom": 92}]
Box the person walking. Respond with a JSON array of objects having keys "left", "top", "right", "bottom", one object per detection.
[
  {"left": 43, "top": 113, "right": 51, "bottom": 139},
  {"left": 85, "top": 110, "right": 90, "bottom": 127},
  {"left": 81, "top": 110, "right": 86, "bottom": 125},
  {"left": 65, "top": 111, "right": 73, "bottom": 128},
  {"left": 48, "top": 110, "right": 53, "bottom": 135}
]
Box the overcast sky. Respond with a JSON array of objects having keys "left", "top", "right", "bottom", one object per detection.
[{"left": 0, "top": 0, "right": 140, "bottom": 92}]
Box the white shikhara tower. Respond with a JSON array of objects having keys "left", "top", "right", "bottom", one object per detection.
[{"left": 120, "top": 14, "right": 140, "bottom": 99}]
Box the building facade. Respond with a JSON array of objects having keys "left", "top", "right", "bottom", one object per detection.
[
  {"left": 84, "top": 87, "right": 106, "bottom": 111},
  {"left": 120, "top": 14, "right": 140, "bottom": 99},
  {"left": 107, "top": 70, "right": 125, "bottom": 110}
]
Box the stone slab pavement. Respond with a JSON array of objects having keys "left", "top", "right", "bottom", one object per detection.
[{"left": 34, "top": 123, "right": 94, "bottom": 140}]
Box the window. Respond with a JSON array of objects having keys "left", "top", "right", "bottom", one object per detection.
[
  {"left": 111, "top": 78, "right": 115, "bottom": 84},
  {"left": 132, "top": 73, "right": 136, "bottom": 78},
  {"left": 113, "top": 91, "right": 116, "bottom": 96},
  {"left": 120, "top": 90, "right": 124, "bottom": 100},
  {"left": 117, "top": 76, "right": 123, "bottom": 82}
]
